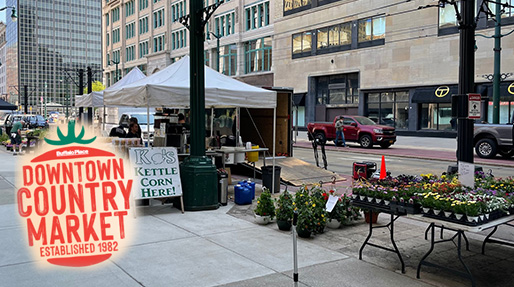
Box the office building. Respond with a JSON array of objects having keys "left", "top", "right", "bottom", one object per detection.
[
  {"left": 7, "top": 0, "right": 102, "bottom": 115},
  {"left": 0, "top": 22, "right": 6, "bottom": 98},
  {"left": 102, "top": 0, "right": 274, "bottom": 88},
  {"left": 273, "top": 0, "right": 514, "bottom": 133}
]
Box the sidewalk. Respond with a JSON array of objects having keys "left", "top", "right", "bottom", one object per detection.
[{"left": 1, "top": 148, "right": 514, "bottom": 286}]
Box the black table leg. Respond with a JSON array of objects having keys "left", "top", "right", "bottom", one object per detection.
[
  {"left": 417, "top": 223, "right": 435, "bottom": 279},
  {"left": 482, "top": 226, "right": 498, "bottom": 255},
  {"left": 359, "top": 210, "right": 374, "bottom": 260}
]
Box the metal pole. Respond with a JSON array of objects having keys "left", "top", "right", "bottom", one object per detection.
[
  {"left": 292, "top": 211, "right": 299, "bottom": 287},
  {"left": 87, "top": 66, "right": 93, "bottom": 125},
  {"left": 456, "top": 0, "right": 475, "bottom": 164},
  {"left": 78, "top": 69, "right": 84, "bottom": 122},
  {"left": 492, "top": 2, "right": 502, "bottom": 124},
  {"left": 216, "top": 35, "right": 220, "bottom": 73},
  {"left": 24, "top": 85, "right": 28, "bottom": 114}
]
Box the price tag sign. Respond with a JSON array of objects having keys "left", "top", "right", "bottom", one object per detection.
[
  {"left": 468, "top": 93, "right": 481, "bottom": 119},
  {"left": 325, "top": 195, "right": 338, "bottom": 213}
]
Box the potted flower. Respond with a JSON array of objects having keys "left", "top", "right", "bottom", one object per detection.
[
  {"left": 275, "top": 189, "right": 294, "bottom": 231},
  {"left": 254, "top": 189, "right": 275, "bottom": 225},
  {"left": 324, "top": 190, "right": 343, "bottom": 229},
  {"left": 465, "top": 201, "right": 481, "bottom": 222}
]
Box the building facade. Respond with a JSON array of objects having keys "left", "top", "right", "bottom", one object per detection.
[
  {"left": 0, "top": 22, "right": 6, "bottom": 98},
  {"left": 7, "top": 0, "right": 102, "bottom": 114},
  {"left": 102, "top": 0, "right": 274, "bottom": 88},
  {"left": 273, "top": 0, "right": 514, "bottom": 133}
]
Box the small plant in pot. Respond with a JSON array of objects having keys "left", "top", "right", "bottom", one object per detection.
[
  {"left": 275, "top": 189, "right": 294, "bottom": 231},
  {"left": 254, "top": 188, "right": 275, "bottom": 225}
]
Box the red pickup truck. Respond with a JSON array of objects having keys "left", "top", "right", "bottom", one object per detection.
[{"left": 307, "top": 115, "right": 397, "bottom": 148}]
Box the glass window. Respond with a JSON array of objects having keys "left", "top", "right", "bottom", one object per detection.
[
  {"left": 284, "top": 0, "right": 311, "bottom": 12},
  {"left": 439, "top": 1, "right": 459, "bottom": 28},
  {"left": 317, "top": 28, "right": 328, "bottom": 49},
  {"left": 328, "top": 25, "right": 340, "bottom": 47},
  {"left": 358, "top": 15, "right": 385, "bottom": 42},
  {"left": 421, "top": 103, "right": 453, "bottom": 130},
  {"left": 244, "top": 37, "right": 272, "bottom": 74}
]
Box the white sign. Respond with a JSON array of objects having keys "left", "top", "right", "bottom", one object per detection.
[
  {"left": 468, "top": 93, "right": 481, "bottom": 119},
  {"left": 325, "top": 195, "right": 339, "bottom": 213},
  {"left": 129, "top": 147, "right": 183, "bottom": 199},
  {"left": 458, "top": 161, "right": 475, "bottom": 189}
]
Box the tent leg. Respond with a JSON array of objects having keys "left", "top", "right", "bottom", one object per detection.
[{"left": 272, "top": 107, "right": 276, "bottom": 193}]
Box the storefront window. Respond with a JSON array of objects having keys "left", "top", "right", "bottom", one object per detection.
[
  {"left": 366, "top": 91, "right": 408, "bottom": 129},
  {"left": 316, "top": 73, "right": 359, "bottom": 105},
  {"left": 421, "top": 103, "right": 453, "bottom": 130},
  {"left": 487, "top": 101, "right": 514, "bottom": 123}
]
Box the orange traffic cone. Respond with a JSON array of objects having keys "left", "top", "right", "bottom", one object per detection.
[{"left": 379, "top": 155, "right": 387, "bottom": 179}]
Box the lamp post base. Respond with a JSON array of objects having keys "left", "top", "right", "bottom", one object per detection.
[{"left": 180, "top": 156, "right": 219, "bottom": 211}]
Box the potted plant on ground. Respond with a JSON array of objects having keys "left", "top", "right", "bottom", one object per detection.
[
  {"left": 254, "top": 188, "right": 275, "bottom": 225},
  {"left": 275, "top": 189, "right": 294, "bottom": 231}
]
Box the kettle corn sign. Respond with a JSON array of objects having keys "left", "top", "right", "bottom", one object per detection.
[{"left": 17, "top": 121, "right": 134, "bottom": 267}]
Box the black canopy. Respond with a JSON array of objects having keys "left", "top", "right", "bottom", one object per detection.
[{"left": 0, "top": 99, "right": 17, "bottom": 110}]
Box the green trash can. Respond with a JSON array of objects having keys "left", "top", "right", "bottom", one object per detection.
[{"left": 261, "top": 165, "right": 281, "bottom": 193}]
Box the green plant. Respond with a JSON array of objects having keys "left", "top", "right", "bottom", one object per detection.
[
  {"left": 275, "top": 189, "right": 294, "bottom": 222},
  {"left": 0, "top": 133, "right": 8, "bottom": 143},
  {"left": 465, "top": 201, "right": 481, "bottom": 217},
  {"left": 254, "top": 189, "right": 275, "bottom": 218}
]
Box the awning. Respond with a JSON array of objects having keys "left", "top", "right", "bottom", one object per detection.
[
  {"left": 480, "top": 81, "right": 514, "bottom": 100},
  {"left": 0, "top": 99, "right": 17, "bottom": 110},
  {"left": 411, "top": 85, "right": 458, "bottom": 103},
  {"left": 293, "top": 93, "right": 306, "bottom": 106}
]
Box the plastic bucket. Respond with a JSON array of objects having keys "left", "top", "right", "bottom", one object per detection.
[{"left": 246, "top": 145, "right": 259, "bottom": 162}]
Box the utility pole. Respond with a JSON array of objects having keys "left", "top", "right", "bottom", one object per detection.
[
  {"left": 78, "top": 69, "right": 84, "bottom": 122},
  {"left": 456, "top": 0, "right": 475, "bottom": 164},
  {"left": 492, "top": 2, "right": 502, "bottom": 124},
  {"left": 179, "top": 0, "right": 224, "bottom": 211},
  {"left": 87, "top": 66, "right": 93, "bottom": 124},
  {"left": 24, "top": 85, "right": 28, "bottom": 114}
]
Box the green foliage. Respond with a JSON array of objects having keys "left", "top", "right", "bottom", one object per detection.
[
  {"left": 275, "top": 189, "right": 294, "bottom": 221},
  {"left": 83, "top": 81, "right": 105, "bottom": 94},
  {"left": 0, "top": 133, "right": 8, "bottom": 143},
  {"left": 254, "top": 189, "right": 275, "bottom": 218},
  {"left": 294, "top": 185, "right": 327, "bottom": 234}
]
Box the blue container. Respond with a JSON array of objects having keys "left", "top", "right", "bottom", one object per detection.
[
  {"left": 246, "top": 180, "right": 256, "bottom": 199},
  {"left": 234, "top": 184, "right": 253, "bottom": 205}
]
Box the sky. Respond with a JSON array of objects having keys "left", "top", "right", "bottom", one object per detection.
[{"left": 0, "top": 0, "right": 6, "bottom": 23}]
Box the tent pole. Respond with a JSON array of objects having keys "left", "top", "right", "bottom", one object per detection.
[
  {"left": 272, "top": 107, "right": 276, "bottom": 193},
  {"left": 236, "top": 107, "right": 240, "bottom": 147},
  {"left": 147, "top": 105, "right": 150, "bottom": 147},
  {"left": 210, "top": 107, "right": 214, "bottom": 138},
  {"left": 103, "top": 105, "right": 106, "bottom": 133}
]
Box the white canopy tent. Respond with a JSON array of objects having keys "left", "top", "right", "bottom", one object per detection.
[
  {"left": 75, "top": 67, "right": 147, "bottom": 108},
  {"left": 103, "top": 56, "right": 280, "bottom": 192}
]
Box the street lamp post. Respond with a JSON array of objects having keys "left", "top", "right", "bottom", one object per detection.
[
  {"left": 178, "top": 0, "right": 224, "bottom": 211},
  {"left": 109, "top": 60, "right": 120, "bottom": 83},
  {"left": 0, "top": 6, "right": 17, "bottom": 22},
  {"left": 209, "top": 32, "right": 221, "bottom": 72}
]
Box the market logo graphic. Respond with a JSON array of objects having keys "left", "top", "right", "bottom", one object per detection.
[
  {"left": 508, "top": 82, "right": 514, "bottom": 95},
  {"left": 435, "top": 86, "right": 450, "bottom": 98},
  {"left": 17, "top": 121, "right": 134, "bottom": 267}
]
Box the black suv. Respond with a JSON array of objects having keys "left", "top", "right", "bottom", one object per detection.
[{"left": 4, "top": 113, "right": 48, "bottom": 133}]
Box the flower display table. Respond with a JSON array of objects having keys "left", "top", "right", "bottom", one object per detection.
[
  {"left": 408, "top": 214, "right": 514, "bottom": 287},
  {"left": 352, "top": 200, "right": 408, "bottom": 274}
]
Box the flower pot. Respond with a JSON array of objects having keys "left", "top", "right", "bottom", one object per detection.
[
  {"left": 422, "top": 207, "right": 431, "bottom": 214},
  {"left": 296, "top": 227, "right": 312, "bottom": 238},
  {"left": 455, "top": 213, "right": 464, "bottom": 220},
  {"left": 433, "top": 209, "right": 441, "bottom": 216},
  {"left": 366, "top": 197, "right": 374, "bottom": 203},
  {"left": 254, "top": 214, "right": 271, "bottom": 225},
  {"left": 277, "top": 220, "right": 292, "bottom": 231},
  {"left": 479, "top": 214, "right": 485, "bottom": 222},
  {"left": 326, "top": 218, "right": 341, "bottom": 229},
  {"left": 467, "top": 216, "right": 479, "bottom": 223},
  {"left": 383, "top": 200, "right": 390, "bottom": 206},
  {"left": 444, "top": 211, "right": 453, "bottom": 218},
  {"left": 351, "top": 194, "right": 358, "bottom": 199},
  {"left": 364, "top": 211, "right": 379, "bottom": 223},
  {"left": 359, "top": 195, "right": 366, "bottom": 201},
  {"left": 485, "top": 213, "right": 490, "bottom": 220}
]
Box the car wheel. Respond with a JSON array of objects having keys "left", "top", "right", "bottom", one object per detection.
[
  {"left": 359, "top": 135, "right": 373, "bottom": 148},
  {"left": 475, "top": 138, "right": 497, "bottom": 159},
  {"left": 379, "top": 143, "right": 392, "bottom": 149},
  {"left": 498, "top": 149, "right": 514, "bottom": 158}
]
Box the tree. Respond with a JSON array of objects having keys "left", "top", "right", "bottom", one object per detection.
[{"left": 83, "top": 81, "right": 105, "bottom": 94}]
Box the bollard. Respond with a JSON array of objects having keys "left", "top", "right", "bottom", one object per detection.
[{"left": 293, "top": 211, "right": 299, "bottom": 287}]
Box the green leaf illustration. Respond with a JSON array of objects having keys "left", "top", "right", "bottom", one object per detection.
[{"left": 44, "top": 120, "right": 97, "bottom": 145}]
